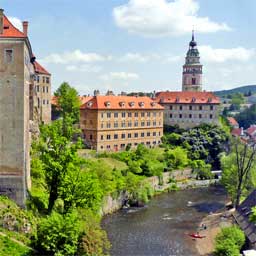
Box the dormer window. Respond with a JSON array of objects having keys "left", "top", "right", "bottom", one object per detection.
[
  {"left": 139, "top": 102, "right": 145, "bottom": 107},
  {"left": 191, "top": 97, "right": 196, "bottom": 103},
  {"left": 3, "top": 25, "right": 9, "bottom": 29},
  {"left": 129, "top": 101, "right": 135, "bottom": 107},
  {"left": 151, "top": 102, "right": 156, "bottom": 107},
  {"left": 176, "top": 97, "right": 180, "bottom": 103},
  {"left": 104, "top": 101, "right": 111, "bottom": 107},
  {"left": 208, "top": 98, "right": 212, "bottom": 103},
  {"left": 87, "top": 101, "right": 93, "bottom": 108},
  {"left": 119, "top": 101, "right": 125, "bottom": 107}
]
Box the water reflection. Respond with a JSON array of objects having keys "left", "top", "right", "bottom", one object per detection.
[{"left": 102, "top": 186, "right": 227, "bottom": 256}]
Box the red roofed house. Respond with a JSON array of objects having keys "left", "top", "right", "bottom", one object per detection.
[
  {"left": 227, "top": 117, "right": 239, "bottom": 129},
  {"left": 0, "top": 9, "right": 51, "bottom": 206},
  {"left": 33, "top": 61, "right": 51, "bottom": 123},
  {"left": 155, "top": 91, "right": 220, "bottom": 129},
  {"left": 245, "top": 125, "right": 256, "bottom": 142},
  {"left": 80, "top": 94, "right": 164, "bottom": 151}
]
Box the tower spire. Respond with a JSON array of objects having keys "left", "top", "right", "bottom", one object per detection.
[{"left": 192, "top": 29, "right": 194, "bottom": 41}]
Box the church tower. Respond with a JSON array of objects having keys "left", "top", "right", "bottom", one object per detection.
[{"left": 182, "top": 31, "right": 202, "bottom": 92}]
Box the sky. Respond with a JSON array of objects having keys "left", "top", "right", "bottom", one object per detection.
[{"left": 2, "top": 0, "right": 256, "bottom": 95}]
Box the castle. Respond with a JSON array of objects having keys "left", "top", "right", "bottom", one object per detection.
[{"left": 0, "top": 9, "right": 51, "bottom": 206}]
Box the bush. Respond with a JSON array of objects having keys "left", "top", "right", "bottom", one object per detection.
[
  {"left": 35, "top": 211, "right": 80, "bottom": 256},
  {"left": 214, "top": 226, "right": 245, "bottom": 256}
]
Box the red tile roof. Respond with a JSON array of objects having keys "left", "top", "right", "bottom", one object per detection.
[
  {"left": 34, "top": 61, "right": 51, "bottom": 75},
  {"left": 227, "top": 117, "right": 239, "bottom": 127},
  {"left": 80, "top": 96, "right": 164, "bottom": 110},
  {"left": 246, "top": 125, "right": 256, "bottom": 136},
  {"left": 231, "top": 128, "right": 243, "bottom": 137},
  {"left": 0, "top": 15, "right": 26, "bottom": 38},
  {"left": 155, "top": 91, "right": 220, "bottom": 104}
]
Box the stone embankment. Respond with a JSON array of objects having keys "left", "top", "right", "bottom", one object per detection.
[{"left": 101, "top": 168, "right": 219, "bottom": 215}]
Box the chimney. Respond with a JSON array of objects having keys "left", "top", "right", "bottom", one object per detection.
[
  {"left": 0, "top": 9, "right": 4, "bottom": 34},
  {"left": 22, "top": 21, "right": 28, "bottom": 36}
]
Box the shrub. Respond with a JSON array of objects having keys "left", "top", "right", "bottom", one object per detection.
[{"left": 214, "top": 226, "right": 245, "bottom": 256}]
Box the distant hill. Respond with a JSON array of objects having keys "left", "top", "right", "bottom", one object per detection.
[{"left": 214, "top": 85, "right": 256, "bottom": 97}]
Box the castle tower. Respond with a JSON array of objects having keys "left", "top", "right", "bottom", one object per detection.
[{"left": 182, "top": 31, "right": 202, "bottom": 92}]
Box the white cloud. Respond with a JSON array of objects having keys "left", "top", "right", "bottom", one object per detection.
[
  {"left": 113, "top": 0, "right": 231, "bottom": 37},
  {"left": 101, "top": 72, "right": 140, "bottom": 81},
  {"left": 66, "top": 64, "right": 102, "bottom": 73},
  {"left": 119, "top": 53, "right": 162, "bottom": 62},
  {"left": 9, "top": 17, "right": 23, "bottom": 31},
  {"left": 41, "top": 50, "right": 112, "bottom": 64},
  {"left": 199, "top": 45, "right": 255, "bottom": 63}
]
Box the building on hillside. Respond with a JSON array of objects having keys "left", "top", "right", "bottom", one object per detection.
[
  {"left": 33, "top": 61, "right": 51, "bottom": 124},
  {"left": 80, "top": 95, "right": 164, "bottom": 152},
  {"left": 227, "top": 117, "right": 239, "bottom": 129},
  {"left": 234, "top": 189, "right": 256, "bottom": 249},
  {"left": 0, "top": 9, "right": 35, "bottom": 206},
  {"left": 155, "top": 91, "right": 220, "bottom": 129},
  {"left": 182, "top": 31, "right": 202, "bottom": 92}
]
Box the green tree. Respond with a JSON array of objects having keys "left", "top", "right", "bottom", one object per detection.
[
  {"left": 54, "top": 82, "right": 81, "bottom": 136},
  {"left": 214, "top": 226, "right": 245, "bottom": 256},
  {"left": 36, "top": 210, "right": 81, "bottom": 256},
  {"left": 164, "top": 147, "right": 188, "bottom": 170},
  {"left": 221, "top": 138, "right": 256, "bottom": 208},
  {"left": 236, "top": 104, "right": 256, "bottom": 128},
  {"left": 191, "top": 160, "right": 213, "bottom": 180}
]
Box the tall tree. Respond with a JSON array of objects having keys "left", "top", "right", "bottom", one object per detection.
[
  {"left": 54, "top": 82, "right": 81, "bottom": 125},
  {"left": 221, "top": 138, "right": 256, "bottom": 208}
]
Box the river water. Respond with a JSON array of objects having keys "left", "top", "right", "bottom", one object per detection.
[{"left": 102, "top": 186, "right": 227, "bottom": 256}]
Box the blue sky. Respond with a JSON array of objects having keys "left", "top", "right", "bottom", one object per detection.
[{"left": 2, "top": 0, "right": 256, "bottom": 95}]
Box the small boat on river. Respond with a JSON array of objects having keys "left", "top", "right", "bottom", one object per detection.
[{"left": 188, "top": 233, "right": 206, "bottom": 239}]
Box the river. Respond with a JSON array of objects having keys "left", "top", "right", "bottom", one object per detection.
[{"left": 102, "top": 186, "right": 227, "bottom": 256}]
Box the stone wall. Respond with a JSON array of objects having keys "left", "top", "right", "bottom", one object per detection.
[{"left": 101, "top": 169, "right": 193, "bottom": 215}]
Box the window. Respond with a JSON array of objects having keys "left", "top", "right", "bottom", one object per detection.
[
  {"left": 37, "top": 85, "right": 39, "bottom": 92},
  {"left": 43, "top": 77, "right": 45, "bottom": 83},
  {"left": 189, "top": 106, "right": 192, "bottom": 110},
  {"left": 199, "top": 105, "right": 203, "bottom": 110},
  {"left": 147, "top": 132, "right": 150, "bottom": 137},
  {"left": 128, "top": 121, "right": 132, "bottom": 127},
  {"left": 107, "top": 112, "right": 111, "bottom": 118},
  {"left": 141, "top": 121, "right": 145, "bottom": 127},
  {"left": 47, "top": 100, "right": 49, "bottom": 105},
  {"left": 107, "top": 145, "right": 111, "bottom": 149},
  {"left": 170, "top": 105, "right": 173, "bottom": 110},
  {"left": 210, "top": 105, "right": 214, "bottom": 110},
  {"left": 101, "top": 135, "right": 104, "bottom": 140},
  {"left": 179, "top": 105, "right": 182, "bottom": 110},
  {"left": 192, "top": 78, "right": 196, "bottom": 85},
  {"left": 37, "top": 98, "right": 40, "bottom": 107},
  {"left": 141, "top": 133, "right": 144, "bottom": 137},
  {"left": 134, "top": 133, "right": 138, "bottom": 138},
  {"left": 147, "top": 121, "right": 150, "bottom": 126},
  {"left": 107, "top": 135, "right": 111, "bottom": 140},
  {"left": 189, "top": 114, "right": 192, "bottom": 118},
  {"left": 4, "top": 49, "right": 13, "bottom": 63},
  {"left": 107, "top": 123, "right": 111, "bottom": 128},
  {"left": 43, "top": 86, "right": 45, "bottom": 93},
  {"left": 114, "top": 122, "right": 118, "bottom": 128},
  {"left": 121, "top": 134, "right": 125, "bottom": 139},
  {"left": 170, "top": 114, "right": 173, "bottom": 118},
  {"left": 210, "top": 114, "right": 213, "bottom": 119},
  {"left": 101, "top": 123, "right": 104, "bottom": 128},
  {"left": 147, "top": 112, "right": 150, "bottom": 117},
  {"left": 141, "top": 112, "right": 145, "bottom": 117},
  {"left": 101, "top": 113, "right": 104, "bottom": 118},
  {"left": 122, "top": 112, "right": 126, "bottom": 118},
  {"left": 153, "top": 132, "right": 156, "bottom": 136},
  {"left": 46, "top": 87, "right": 49, "bottom": 93},
  {"left": 121, "top": 121, "right": 126, "bottom": 128},
  {"left": 90, "top": 135, "right": 93, "bottom": 140},
  {"left": 153, "top": 121, "right": 156, "bottom": 126},
  {"left": 153, "top": 112, "right": 157, "bottom": 117},
  {"left": 134, "top": 121, "right": 138, "bottom": 127},
  {"left": 199, "top": 114, "right": 202, "bottom": 119},
  {"left": 179, "top": 114, "right": 182, "bottom": 118},
  {"left": 121, "top": 144, "right": 125, "bottom": 148},
  {"left": 128, "top": 112, "right": 132, "bottom": 117},
  {"left": 46, "top": 77, "right": 50, "bottom": 84},
  {"left": 134, "top": 112, "right": 138, "bottom": 117},
  {"left": 128, "top": 133, "right": 131, "bottom": 138},
  {"left": 43, "top": 99, "right": 45, "bottom": 105},
  {"left": 114, "top": 112, "right": 118, "bottom": 118},
  {"left": 114, "top": 134, "right": 118, "bottom": 139}
]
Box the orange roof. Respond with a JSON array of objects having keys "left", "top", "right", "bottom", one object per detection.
[
  {"left": 34, "top": 61, "right": 51, "bottom": 75},
  {"left": 227, "top": 117, "right": 239, "bottom": 127},
  {"left": 51, "top": 96, "right": 92, "bottom": 106},
  {"left": 231, "top": 128, "right": 243, "bottom": 137},
  {"left": 0, "top": 15, "right": 26, "bottom": 38},
  {"left": 246, "top": 125, "right": 256, "bottom": 136},
  {"left": 80, "top": 95, "right": 164, "bottom": 110},
  {"left": 155, "top": 91, "right": 220, "bottom": 104}
]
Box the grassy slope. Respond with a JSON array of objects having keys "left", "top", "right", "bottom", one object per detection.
[{"left": 214, "top": 84, "right": 256, "bottom": 97}]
